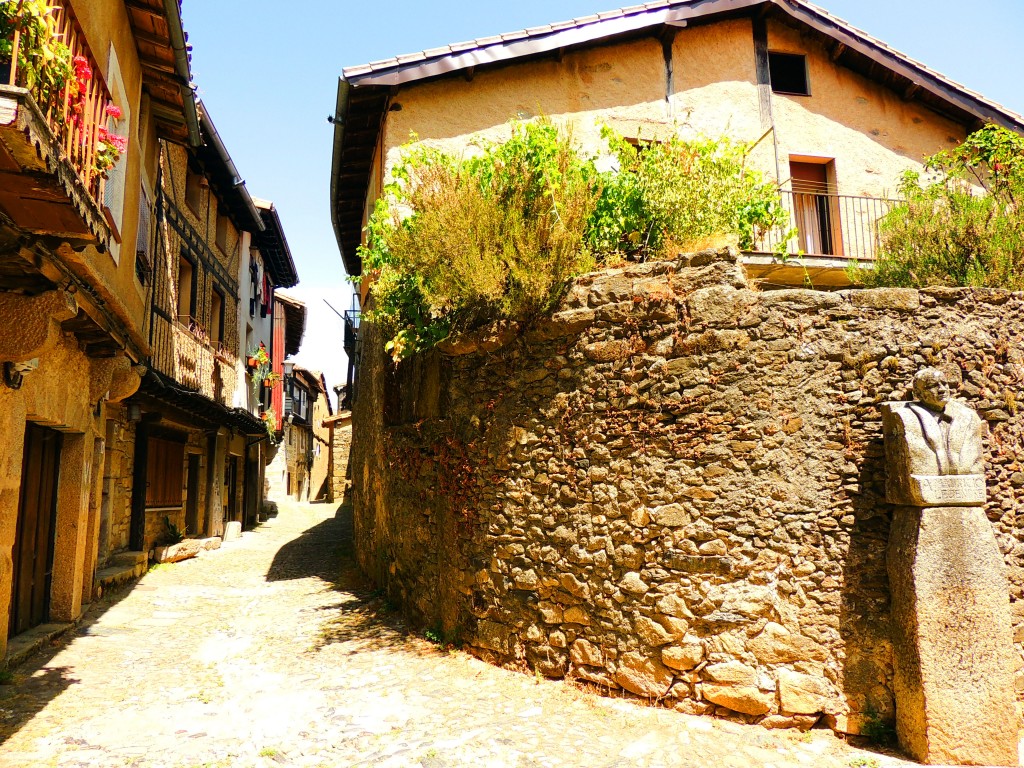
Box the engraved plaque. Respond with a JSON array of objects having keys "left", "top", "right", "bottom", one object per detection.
[{"left": 909, "top": 474, "right": 986, "bottom": 506}]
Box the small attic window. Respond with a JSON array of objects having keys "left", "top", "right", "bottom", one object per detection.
[{"left": 769, "top": 52, "right": 809, "bottom": 96}]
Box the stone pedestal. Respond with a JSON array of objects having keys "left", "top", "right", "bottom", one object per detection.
[
  {"left": 888, "top": 505, "right": 1018, "bottom": 766},
  {"left": 223, "top": 521, "right": 242, "bottom": 542}
]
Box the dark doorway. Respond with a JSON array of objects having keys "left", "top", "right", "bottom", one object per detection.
[
  {"left": 226, "top": 456, "right": 239, "bottom": 524},
  {"left": 243, "top": 451, "right": 259, "bottom": 530},
  {"left": 185, "top": 454, "right": 202, "bottom": 536},
  {"left": 10, "top": 423, "right": 63, "bottom": 638}
]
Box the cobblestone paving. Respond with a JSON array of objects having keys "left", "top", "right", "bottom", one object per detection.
[{"left": 0, "top": 500, "right": 925, "bottom": 768}]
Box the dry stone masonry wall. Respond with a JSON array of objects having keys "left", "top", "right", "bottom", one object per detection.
[{"left": 351, "top": 247, "right": 1024, "bottom": 734}]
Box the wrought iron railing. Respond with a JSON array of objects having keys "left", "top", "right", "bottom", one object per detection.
[
  {"left": 2, "top": 0, "right": 115, "bottom": 205},
  {"left": 343, "top": 309, "right": 361, "bottom": 354},
  {"left": 754, "top": 190, "right": 900, "bottom": 262}
]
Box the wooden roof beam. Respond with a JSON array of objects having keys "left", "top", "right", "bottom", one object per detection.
[
  {"left": 141, "top": 60, "right": 177, "bottom": 77},
  {"left": 123, "top": 0, "right": 165, "bottom": 21},
  {"left": 132, "top": 28, "right": 173, "bottom": 50}
]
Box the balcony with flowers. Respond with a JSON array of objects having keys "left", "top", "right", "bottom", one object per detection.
[{"left": 0, "top": 1, "right": 125, "bottom": 246}]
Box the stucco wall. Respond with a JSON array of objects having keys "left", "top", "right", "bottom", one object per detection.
[
  {"left": 372, "top": 16, "right": 967, "bottom": 238},
  {"left": 0, "top": 333, "right": 102, "bottom": 647},
  {"left": 765, "top": 19, "right": 965, "bottom": 197},
  {"left": 67, "top": 0, "right": 152, "bottom": 345},
  {"left": 351, "top": 247, "right": 1024, "bottom": 734}
]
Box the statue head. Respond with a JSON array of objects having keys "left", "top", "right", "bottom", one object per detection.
[{"left": 913, "top": 368, "right": 950, "bottom": 412}]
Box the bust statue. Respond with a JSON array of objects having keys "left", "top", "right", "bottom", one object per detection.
[{"left": 882, "top": 368, "right": 985, "bottom": 506}]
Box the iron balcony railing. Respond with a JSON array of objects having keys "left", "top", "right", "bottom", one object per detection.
[
  {"left": 343, "top": 309, "right": 361, "bottom": 354},
  {"left": 3, "top": 0, "right": 117, "bottom": 206},
  {"left": 754, "top": 190, "right": 900, "bottom": 262}
]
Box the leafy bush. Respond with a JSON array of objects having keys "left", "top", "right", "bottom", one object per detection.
[
  {"left": 854, "top": 125, "right": 1024, "bottom": 289},
  {"left": 360, "top": 121, "right": 789, "bottom": 360},
  {"left": 0, "top": 1, "right": 75, "bottom": 109},
  {"left": 596, "top": 128, "right": 789, "bottom": 257},
  {"left": 360, "top": 121, "right": 601, "bottom": 360}
]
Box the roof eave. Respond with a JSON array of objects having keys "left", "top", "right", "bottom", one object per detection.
[
  {"left": 162, "top": 0, "right": 201, "bottom": 146},
  {"left": 330, "top": 78, "right": 359, "bottom": 276},
  {"left": 256, "top": 202, "right": 299, "bottom": 288},
  {"left": 196, "top": 101, "right": 265, "bottom": 234}
]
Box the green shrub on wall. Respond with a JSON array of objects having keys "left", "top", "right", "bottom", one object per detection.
[
  {"left": 595, "top": 127, "right": 788, "bottom": 257},
  {"left": 359, "top": 121, "right": 788, "bottom": 361},
  {"left": 359, "top": 121, "right": 600, "bottom": 361},
  {"left": 853, "top": 125, "right": 1024, "bottom": 290}
]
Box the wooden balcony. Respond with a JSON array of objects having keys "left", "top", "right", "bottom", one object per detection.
[{"left": 0, "top": 1, "right": 115, "bottom": 246}]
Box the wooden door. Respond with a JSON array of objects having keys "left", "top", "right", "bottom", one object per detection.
[
  {"left": 790, "top": 161, "right": 841, "bottom": 256},
  {"left": 9, "top": 423, "right": 62, "bottom": 638}
]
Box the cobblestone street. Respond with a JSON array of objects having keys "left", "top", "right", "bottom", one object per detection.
[{"left": 1, "top": 500, "right": 916, "bottom": 768}]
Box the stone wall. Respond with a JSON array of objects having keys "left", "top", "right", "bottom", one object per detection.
[
  {"left": 330, "top": 415, "right": 352, "bottom": 503},
  {"left": 351, "top": 248, "right": 1024, "bottom": 734},
  {"left": 101, "top": 403, "right": 137, "bottom": 562}
]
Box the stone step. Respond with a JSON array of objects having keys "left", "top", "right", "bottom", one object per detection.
[
  {"left": 3, "top": 622, "right": 74, "bottom": 671},
  {"left": 96, "top": 558, "right": 148, "bottom": 594},
  {"left": 106, "top": 550, "right": 147, "bottom": 568}
]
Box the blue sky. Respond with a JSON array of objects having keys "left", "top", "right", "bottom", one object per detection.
[{"left": 180, "top": 0, "right": 1024, "bottom": 398}]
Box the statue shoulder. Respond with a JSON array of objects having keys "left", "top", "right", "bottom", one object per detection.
[
  {"left": 884, "top": 403, "right": 916, "bottom": 433},
  {"left": 947, "top": 399, "right": 982, "bottom": 424}
]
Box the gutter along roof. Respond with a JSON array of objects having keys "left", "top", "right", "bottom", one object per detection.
[
  {"left": 329, "top": 0, "right": 1024, "bottom": 277},
  {"left": 186, "top": 105, "right": 299, "bottom": 290},
  {"left": 194, "top": 101, "right": 265, "bottom": 236}
]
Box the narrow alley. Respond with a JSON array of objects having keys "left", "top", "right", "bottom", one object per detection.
[{"left": 0, "top": 500, "right": 909, "bottom": 768}]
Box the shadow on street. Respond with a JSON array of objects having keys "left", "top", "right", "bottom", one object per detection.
[
  {"left": 0, "top": 581, "right": 140, "bottom": 747},
  {"left": 266, "top": 499, "right": 439, "bottom": 658}
]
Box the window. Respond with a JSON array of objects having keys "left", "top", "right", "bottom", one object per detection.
[
  {"left": 135, "top": 185, "right": 152, "bottom": 285},
  {"left": 177, "top": 252, "right": 196, "bottom": 323},
  {"left": 216, "top": 211, "right": 230, "bottom": 253},
  {"left": 102, "top": 44, "right": 130, "bottom": 258},
  {"left": 146, "top": 437, "right": 185, "bottom": 507},
  {"left": 185, "top": 167, "right": 203, "bottom": 212},
  {"left": 249, "top": 259, "right": 259, "bottom": 317},
  {"left": 769, "top": 52, "right": 809, "bottom": 96},
  {"left": 210, "top": 287, "right": 224, "bottom": 344}
]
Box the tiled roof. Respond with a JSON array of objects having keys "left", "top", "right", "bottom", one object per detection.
[{"left": 341, "top": 0, "right": 1022, "bottom": 124}]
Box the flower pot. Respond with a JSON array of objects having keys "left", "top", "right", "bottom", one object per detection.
[
  {"left": 247, "top": 356, "right": 258, "bottom": 368},
  {"left": 263, "top": 379, "right": 274, "bottom": 388}
]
